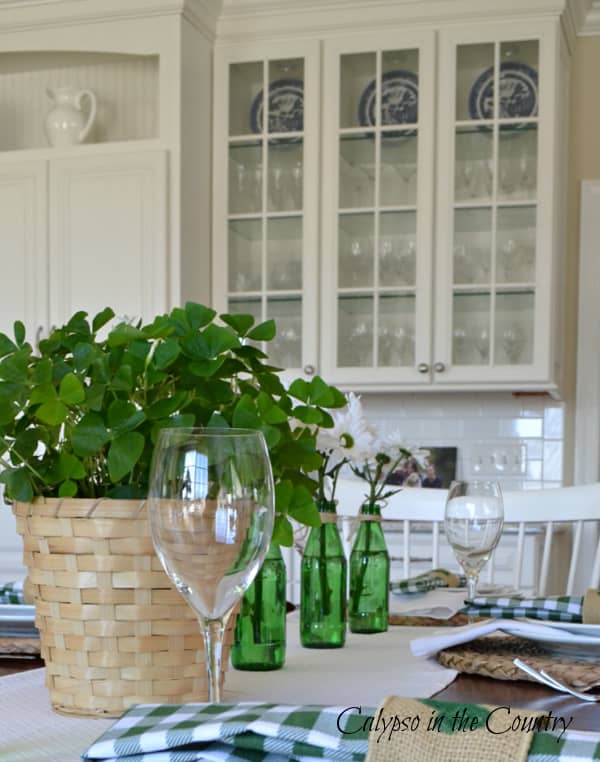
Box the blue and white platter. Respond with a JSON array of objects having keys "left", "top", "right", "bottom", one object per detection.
[
  {"left": 250, "top": 78, "right": 304, "bottom": 134},
  {"left": 358, "top": 69, "right": 418, "bottom": 129},
  {"left": 469, "top": 61, "right": 538, "bottom": 123}
]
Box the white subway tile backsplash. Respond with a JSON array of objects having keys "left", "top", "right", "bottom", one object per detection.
[
  {"left": 499, "top": 419, "right": 543, "bottom": 438},
  {"left": 543, "top": 441, "right": 563, "bottom": 480},
  {"left": 361, "top": 392, "right": 564, "bottom": 488},
  {"left": 544, "top": 407, "right": 564, "bottom": 439},
  {"left": 523, "top": 439, "right": 543, "bottom": 459}
]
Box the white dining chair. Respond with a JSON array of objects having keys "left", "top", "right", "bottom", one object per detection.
[{"left": 331, "top": 478, "right": 600, "bottom": 597}]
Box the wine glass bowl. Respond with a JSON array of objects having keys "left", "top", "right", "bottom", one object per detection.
[
  {"left": 444, "top": 480, "right": 504, "bottom": 601},
  {"left": 148, "top": 428, "right": 275, "bottom": 702}
]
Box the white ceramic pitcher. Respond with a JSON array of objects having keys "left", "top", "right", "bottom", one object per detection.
[{"left": 44, "top": 86, "right": 97, "bottom": 147}]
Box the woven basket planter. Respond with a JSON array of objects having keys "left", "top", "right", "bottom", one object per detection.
[{"left": 13, "top": 498, "right": 234, "bottom": 717}]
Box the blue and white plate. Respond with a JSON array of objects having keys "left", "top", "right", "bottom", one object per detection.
[
  {"left": 250, "top": 78, "right": 304, "bottom": 134},
  {"left": 358, "top": 69, "right": 418, "bottom": 130},
  {"left": 469, "top": 61, "right": 538, "bottom": 123}
]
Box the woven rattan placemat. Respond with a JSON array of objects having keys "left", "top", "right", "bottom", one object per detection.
[
  {"left": 0, "top": 637, "right": 40, "bottom": 656},
  {"left": 437, "top": 634, "right": 600, "bottom": 690},
  {"left": 389, "top": 613, "right": 479, "bottom": 627}
]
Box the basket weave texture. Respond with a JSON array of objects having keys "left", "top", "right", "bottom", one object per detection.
[{"left": 13, "top": 498, "right": 233, "bottom": 717}]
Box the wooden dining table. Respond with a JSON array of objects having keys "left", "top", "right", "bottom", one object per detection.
[{"left": 2, "top": 653, "right": 599, "bottom": 733}]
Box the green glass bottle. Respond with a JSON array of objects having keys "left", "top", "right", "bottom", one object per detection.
[
  {"left": 231, "top": 540, "right": 286, "bottom": 670},
  {"left": 349, "top": 502, "right": 389, "bottom": 633},
  {"left": 300, "top": 500, "right": 347, "bottom": 648}
]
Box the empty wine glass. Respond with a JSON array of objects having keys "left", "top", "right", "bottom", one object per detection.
[
  {"left": 452, "top": 326, "right": 467, "bottom": 363},
  {"left": 148, "top": 428, "right": 275, "bottom": 702},
  {"left": 502, "top": 325, "right": 526, "bottom": 364},
  {"left": 291, "top": 160, "right": 303, "bottom": 209},
  {"left": 444, "top": 480, "right": 504, "bottom": 601},
  {"left": 500, "top": 238, "right": 521, "bottom": 281},
  {"left": 475, "top": 327, "right": 490, "bottom": 362}
]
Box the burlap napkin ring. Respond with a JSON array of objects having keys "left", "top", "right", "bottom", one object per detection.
[
  {"left": 366, "top": 695, "right": 545, "bottom": 762},
  {"left": 582, "top": 588, "right": 600, "bottom": 623},
  {"left": 428, "top": 569, "right": 461, "bottom": 588}
]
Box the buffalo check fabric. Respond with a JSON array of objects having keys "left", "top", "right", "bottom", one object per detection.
[
  {"left": 81, "top": 701, "right": 600, "bottom": 762},
  {"left": 82, "top": 702, "right": 369, "bottom": 761},
  {"left": 462, "top": 595, "right": 583, "bottom": 622},
  {"left": 390, "top": 569, "right": 467, "bottom": 595},
  {"left": 0, "top": 580, "right": 25, "bottom": 604}
]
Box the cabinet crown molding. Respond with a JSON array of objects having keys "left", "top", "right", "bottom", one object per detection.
[
  {"left": 579, "top": 0, "right": 600, "bottom": 33},
  {"left": 0, "top": 0, "right": 221, "bottom": 38},
  {"left": 215, "top": 0, "right": 590, "bottom": 45}
]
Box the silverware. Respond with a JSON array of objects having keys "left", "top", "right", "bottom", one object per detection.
[{"left": 513, "top": 658, "right": 600, "bottom": 702}]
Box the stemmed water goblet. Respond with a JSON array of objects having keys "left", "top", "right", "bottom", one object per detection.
[
  {"left": 502, "top": 325, "right": 526, "bottom": 364},
  {"left": 148, "top": 427, "right": 275, "bottom": 703},
  {"left": 444, "top": 480, "right": 504, "bottom": 602}
]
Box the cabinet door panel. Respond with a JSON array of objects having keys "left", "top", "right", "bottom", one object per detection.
[
  {"left": 321, "top": 31, "right": 436, "bottom": 388},
  {"left": 435, "top": 22, "right": 558, "bottom": 388},
  {"left": 214, "top": 42, "right": 320, "bottom": 380},
  {"left": 49, "top": 150, "right": 168, "bottom": 326},
  {"left": 0, "top": 160, "right": 48, "bottom": 341}
]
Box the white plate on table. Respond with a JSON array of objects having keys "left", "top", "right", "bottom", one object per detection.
[
  {"left": 443, "top": 585, "right": 520, "bottom": 595},
  {"left": 0, "top": 604, "right": 38, "bottom": 638},
  {"left": 519, "top": 618, "right": 600, "bottom": 638},
  {"left": 501, "top": 620, "right": 600, "bottom": 660}
]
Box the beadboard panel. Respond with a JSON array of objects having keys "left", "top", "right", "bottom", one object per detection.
[{"left": 0, "top": 53, "right": 159, "bottom": 151}]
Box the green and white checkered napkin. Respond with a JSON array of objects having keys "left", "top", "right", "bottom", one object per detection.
[
  {"left": 81, "top": 701, "right": 600, "bottom": 761},
  {"left": 462, "top": 594, "right": 583, "bottom": 622},
  {"left": 390, "top": 569, "right": 468, "bottom": 595},
  {"left": 0, "top": 580, "right": 25, "bottom": 604}
]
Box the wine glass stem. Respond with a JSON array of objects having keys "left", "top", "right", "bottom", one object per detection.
[
  {"left": 203, "top": 618, "right": 225, "bottom": 703},
  {"left": 466, "top": 574, "right": 478, "bottom": 601}
]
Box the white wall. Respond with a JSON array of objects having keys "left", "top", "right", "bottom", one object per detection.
[{"left": 362, "top": 391, "right": 565, "bottom": 489}]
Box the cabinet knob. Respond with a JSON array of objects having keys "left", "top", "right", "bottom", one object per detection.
[
  {"left": 303, "top": 364, "right": 316, "bottom": 376},
  {"left": 417, "top": 363, "right": 430, "bottom": 374},
  {"left": 434, "top": 362, "right": 446, "bottom": 373}
]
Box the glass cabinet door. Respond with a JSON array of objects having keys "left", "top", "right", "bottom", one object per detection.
[
  {"left": 214, "top": 44, "right": 319, "bottom": 374},
  {"left": 321, "top": 32, "right": 435, "bottom": 385},
  {"left": 436, "top": 26, "right": 553, "bottom": 385}
]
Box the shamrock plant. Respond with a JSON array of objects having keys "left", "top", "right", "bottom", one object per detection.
[{"left": 0, "top": 302, "right": 346, "bottom": 545}]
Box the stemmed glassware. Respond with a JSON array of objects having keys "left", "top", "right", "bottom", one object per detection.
[
  {"left": 444, "top": 480, "right": 504, "bottom": 601},
  {"left": 148, "top": 428, "right": 275, "bottom": 702}
]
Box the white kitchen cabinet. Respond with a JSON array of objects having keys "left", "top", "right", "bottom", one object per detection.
[
  {"left": 432, "top": 21, "right": 567, "bottom": 391},
  {"left": 0, "top": 147, "right": 168, "bottom": 339},
  {"left": 320, "top": 31, "right": 436, "bottom": 388},
  {"left": 0, "top": 160, "right": 47, "bottom": 341},
  {"left": 214, "top": 16, "right": 568, "bottom": 395},
  {"left": 49, "top": 149, "right": 168, "bottom": 326}
]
